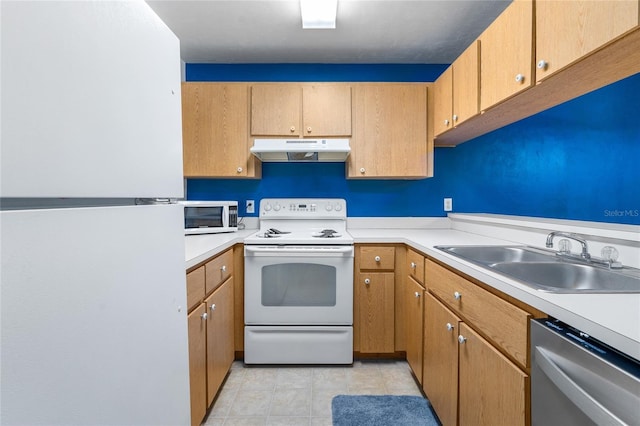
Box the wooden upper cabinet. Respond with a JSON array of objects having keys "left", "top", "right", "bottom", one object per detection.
[
  {"left": 452, "top": 40, "right": 480, "bottom": 127},
  {"left": 250, "top": 84, "right": 301, "bottom": 136},
  {"left": 349, "top": 84, "right": 429, "bottom": 179},
  {"left": 182, "top": 83, "right": 259, "bottom": 178},
  {"left": 302, "top": 85, "right": 352, "bottom": 136},
  {"left": 433, "top": 66, "right": 453, "bottom": 136},
  {"left": 536, "top": 0, "right": 639, "bottom": 83},
  {"left": 480, "top": 0, "right": 534, "bottom": 111},
  {"left": 434, "top": 41, "right": 480, "bottom": 138},
  {"left": 250, "top": 83, "right": 352, "bottom": 137}
]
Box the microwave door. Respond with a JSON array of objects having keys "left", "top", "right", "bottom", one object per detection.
[{"left": 185, "top": 206, "right": 224, "bottom": 230}]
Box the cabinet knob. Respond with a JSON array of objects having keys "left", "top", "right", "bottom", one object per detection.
[
  {"left": 414, "top": 291, "right": 421, "bottom": 298},
  {"left": 364, "top": 278, "right": 371, "bottom": 285},
  {"left": 236, "top": 167, "right": 243, "bottom": 173},
  {"left": 360, "top": 167, "right": 366, "bottom": 174},
  {"left": 210, "top": 304, "right": 216, "bottom": 312},
  {"left": 201, "top": 312, "right": 208, "bottom": 320},
  {"left": 306, "top": 126, "right": 312, "bottom": 133},
  {"left": 290, "top": 126, "right": 295, "bottom": 132},
  {"left": 454, "top": 291, "right": 462, "bottom": 300},
  {"left": 453, "top": 114, "right": 458, "bottom": 122},
  {"left": 410, "top": 262, "right": 416, "bottom": 269},
  {"left": 458, "top": 335, "right": 467, "bottom": 344},
  {"left": 537, "top": 60, "right": 548, "bottom": 70},
  {"left": 446, "top": 323, "right": 454, "bottom": 332},
  {"left": 374, "top": 256, "right": 381, "bottom": 262},
  {"left": 444, "top": 119, "right": 450, "bottom": 126},
  {"left": 515, "top": 73, "right": 525, "bottom": 83},
  {"left": 221, "top": 265, "right": 227, "bottom": 272}
]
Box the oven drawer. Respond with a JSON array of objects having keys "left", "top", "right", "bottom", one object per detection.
[{"left": 245, "top": 326, "right": 353, "bottom": 364}]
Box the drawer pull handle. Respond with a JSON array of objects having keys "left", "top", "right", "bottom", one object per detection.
[
  {"left": 410, "top": 262, "right": 416, "bottom": 269},
  {"left": 374, "top": 256, "right": 381, "bottom": 262},
  {"left": 221, "top": 265, "right": 227, "bottom": 272},
  {"left": 454, "top": 291, "right": 462, "bottom": 300},
  {"left": 364, "top": 278, "right": 371, "bottom": 285},
  {"left": 458, "top": 335, "right": 467, "bottom": 344},
  {"left": 446, "top": 323, "right": 454, "bottom": 332},
  {"left": 414, "top": 291, "right": 421, "bottom": 298}
]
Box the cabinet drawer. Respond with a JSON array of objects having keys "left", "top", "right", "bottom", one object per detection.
[
  {"left": 407, "top": 249, "right": 425, "bottom": 284},
  {"left": 359, "top": 246, "right": 395, "bottom": 270},
  {"left": 425, "top": 259, "right": 531, "bottom": 369},
  {"left": 205, "top": 249, "right": 233, "bottom": 294},
  {"left": 186, "top": 266, "right": 205, "bottom": 312}
]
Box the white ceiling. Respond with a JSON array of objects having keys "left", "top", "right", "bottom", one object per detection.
[{"left": 146, "top": 0, "right": 512, "bottom": 64}]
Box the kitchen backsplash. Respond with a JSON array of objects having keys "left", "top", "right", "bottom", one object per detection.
[{"left": 185, "top": 64, "right": 640, "bottom": 225}]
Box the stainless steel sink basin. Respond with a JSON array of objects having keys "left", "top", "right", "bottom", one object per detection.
[
  {"left": 436, "top": 245, "right": 554, "bottom": 264},
  {"left": 490, "top": 261, "right": 640, "bottom": 293},
  {"left": 435, "top": 245, "right": 640, "bottom": 293}
]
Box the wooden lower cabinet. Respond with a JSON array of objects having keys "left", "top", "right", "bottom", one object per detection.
[
  {"left": 405, "top": 276, "right": 424, "bottom": 382},
  {"left": 423, "top": 293, "right": 460, "bottom": 426},
  {"left": 357, "top": 272, "right": 395, "bottom": 353},
  {"left": 205, "top": 277, "right": 235, "bottom": 407},
  {"left": 187, "top": 304, "right": 207, "bottom": 426},
  {"left": 458, "top": 323, "right": 527, "bottom": 426}
]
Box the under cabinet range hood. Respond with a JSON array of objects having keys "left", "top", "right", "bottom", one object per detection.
[{"left": 250, "top": 138, "right": 350, "bottom": 162}]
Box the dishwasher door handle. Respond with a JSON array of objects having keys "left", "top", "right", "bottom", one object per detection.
[{"left": 534, "top": 347, "right": 625, "bottom": 426}]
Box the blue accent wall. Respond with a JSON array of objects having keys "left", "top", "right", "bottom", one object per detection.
[{"left": 185, "top": 64, "right": 640, "bottom": 225}]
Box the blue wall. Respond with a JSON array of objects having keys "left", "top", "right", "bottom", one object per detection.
[{"left": 185, "top": 64, "right": 640, "bottom": 225}]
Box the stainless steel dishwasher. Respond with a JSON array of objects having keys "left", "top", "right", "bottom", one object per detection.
[{"left": 531, "top": 318, "right": 640, "bottom": 425}]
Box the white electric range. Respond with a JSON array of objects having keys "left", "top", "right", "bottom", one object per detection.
[{"left": 244, "top": 198, "right": 354, "bottom": 364}]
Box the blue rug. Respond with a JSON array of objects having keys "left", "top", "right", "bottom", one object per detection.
[{"left": 332, "top": 395, "right": 439, "bottom": 425}]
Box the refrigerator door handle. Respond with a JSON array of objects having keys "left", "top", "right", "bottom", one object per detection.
[
  {"left": 534, "top": 346, "right": 625, "bottom": 426},
  {"left": 135, "top": 198, "right": 176, "bottom": 205}
]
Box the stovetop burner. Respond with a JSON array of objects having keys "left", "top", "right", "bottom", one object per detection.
[{"left": 313, "top": 229, "right": 342, "bottom": 238}]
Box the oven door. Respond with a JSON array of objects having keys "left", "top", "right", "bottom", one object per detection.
[{"left": 244, "top": 245, "right": 354, "bottom": 325}]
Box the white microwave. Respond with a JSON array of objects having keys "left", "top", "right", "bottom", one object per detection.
[{"left": 180, "top": 201, "right": 238, "bottom": 235}]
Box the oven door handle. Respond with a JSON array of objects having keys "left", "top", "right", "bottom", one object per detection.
[{"left": 244, "top": 246, "right": 354, "bottom": 257}]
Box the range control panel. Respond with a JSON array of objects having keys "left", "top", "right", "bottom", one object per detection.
[{"left": 259, "top": 198, "right": 347, "bottom": 219}]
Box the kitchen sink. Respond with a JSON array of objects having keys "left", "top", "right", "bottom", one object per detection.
[
  {"left": 436, "top": 245, "right": 555, "bottom": 264},
  {"left": 490, "top": 261, "right": 640, "bottom": 293},
  {"left": 435, "top": 245, "right": 640, "bottom": 293}
]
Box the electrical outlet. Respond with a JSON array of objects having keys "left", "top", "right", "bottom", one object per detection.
[
  {"left": 246, "top": 200, "right": 255, "bottom": 214},
  {"left": 444, "top": 198, "right": 453, "bottom": 212}
]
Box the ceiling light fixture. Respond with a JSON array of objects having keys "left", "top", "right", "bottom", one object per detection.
[{"left": 300, "top": 0, "right": 338, "bottom": 29}]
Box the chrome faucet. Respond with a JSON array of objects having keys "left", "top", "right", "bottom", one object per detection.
[{"left": 545, "top": 231, "right": 591, "bottom": 259}]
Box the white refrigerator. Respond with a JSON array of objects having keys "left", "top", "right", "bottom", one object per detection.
[{"left": 1, "top": 1, "right": 191, "bottom": 424}]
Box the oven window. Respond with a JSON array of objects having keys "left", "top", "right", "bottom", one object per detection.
[
  {"left": 184, "top": 206, "right": 223, "bottom": 228},
  {"left": 261, "top": 263, "right": 336, "bottom": 306}
]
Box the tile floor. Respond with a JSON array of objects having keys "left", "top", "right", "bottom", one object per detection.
[{"left": 201, "top": 359, "right": 424, "bottom": 426}]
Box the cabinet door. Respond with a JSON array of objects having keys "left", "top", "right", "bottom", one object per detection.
[
  {"left": 205, "top": 277, "right": 235, "bottom": 406},
  {"left": 250, "top": 84, "right": 301, "bottom": 136},
  {"left": 536, "top": 0, "right": 639, "bottom": 82},
  {"left": 302, "top": 85, "right": 352, "bottom": 136},
  {"left": 357, "top": 272, "right": 395, "bottom": 353},
  {"left": 458, "top": 323, "right": 528, "bottom": 426},
  {"left": 187, "top": 304, "right": 207, "bottom": 426},
  {"left": 480, "top": 0, "right": 533, "bottom": 111},
  {"left": 349, "top": 84, "right": 428, "bottom": 178},
  {"left": 405, "top": 277, "right": 424, "bottom": 383},
  {"left": 433, "top": 66, "right": 453, "bottom": 136},
  {"left": 452, "top": 40, "right": 480, "bottom": 127},
  {"left": 182, "top": 83, "right": 256, "bottom": 178},
  {"left": 423, "top": 293, "right": 460, "bottom": 426}
]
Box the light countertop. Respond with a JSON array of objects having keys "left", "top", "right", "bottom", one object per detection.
[{"left": 185, "top": 215, "right": 640, "bottom": 361}]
